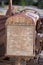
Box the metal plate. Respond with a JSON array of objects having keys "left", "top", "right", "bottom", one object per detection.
[{"left": 6, "top": 25, "right": 35, "bottom": 56}]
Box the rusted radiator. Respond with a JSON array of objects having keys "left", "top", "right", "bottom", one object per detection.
[{"left": 5, "top": 13, "right": 36, "bottom": 57}]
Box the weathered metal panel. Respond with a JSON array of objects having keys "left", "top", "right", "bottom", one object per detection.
[
  {"left": 6, "top": 25, "right": 35, "bottom": 56},
  {"left": 6, "top": 14, "right": 35, "bottom": 56}
]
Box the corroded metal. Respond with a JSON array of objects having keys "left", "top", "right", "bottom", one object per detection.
[{"left": 6, "top": 13, "right": 35, "bottom": 57}]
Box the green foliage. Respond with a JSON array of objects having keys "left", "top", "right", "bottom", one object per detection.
[
  {"left": 0, "top": 0, "right": 43, "bottom": 9},
  {"left": 28, "top": 0, "right": 33, "bottom": 5},
  {"left": 20, "top": 0, "right": 33, "bottom": 6},
  {"left": 12, "top": 0, "right": 20, "bottom": 5},
  {"left": 38, "top": 1, "right": 43, "bottom": 9},
  {"left": 20, "top": 0, "right": 27, "bottom": 6},
  {"left": 1, "top": 1, "right": 5, "bottom": 7},
  {"left": 33, "top": 0, "right": 43, "bottom": 9}
]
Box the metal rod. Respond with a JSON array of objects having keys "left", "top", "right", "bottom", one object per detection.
[
  {"left": 9, "top": 0, "right": 12, "bottom": 10},
  {"left": 8, "top": 0, "right": 12, "bottom": 16}
]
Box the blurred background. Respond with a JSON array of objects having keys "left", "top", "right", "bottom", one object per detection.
[{"left": 0, "top": 0, "right": 43, "bottom": 9}]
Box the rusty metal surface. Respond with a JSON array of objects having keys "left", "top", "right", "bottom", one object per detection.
[
  {"left": 0, "top": 15, "right": 8, "bottom": 57},
  {"left": 0, "top": 0, "right": 42, "bottom": 58},
  {"left": 6, "top": 13, "right": 35, "bottom": 25},
  {"left": 6, "top": 14, "right": 35, "bottom": 56}
]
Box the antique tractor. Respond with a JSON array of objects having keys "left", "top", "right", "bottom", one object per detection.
[{"left": 0, "top": 0, "right": 43, "bottom": 65}]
